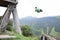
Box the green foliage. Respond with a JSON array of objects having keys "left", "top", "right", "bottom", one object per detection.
[
  {"left": 21, "top": 25, "right": 33, "bottom": 37},
  {"left": 47, "top": 27, "right": 49, "bottom": 34},
  {"left": 50, "top": 27, "right": 60, "bottom": 40},
  {"left": 20, "top": 16, "right": 60, "bottom": 36},
  {"left": 41, "top": 28, "right": 44, "bottom": 34},
  {"left": 6, "top": 20, "right": 13, "bottom": 31},
  {"left": 13, "top": 33, "right": 40, "bottom": 40},
  {"left": 0, "top": 33, "right": 38, "bottom": 40},
  {"left": 0, "top": 16, "right": 3, "bottom": 20}
]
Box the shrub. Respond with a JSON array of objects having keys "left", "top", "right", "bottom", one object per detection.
[{"left": 21, "top": 25, "right": 33, "bottom": 37}]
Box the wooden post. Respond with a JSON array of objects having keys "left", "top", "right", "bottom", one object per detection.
[
  {"left": 0, "top": 0, "right": 22, "bottom": 35},
  {"left": 43, "top": 36, "right": 45, "bottom": 40},
  {"left": 12, "top": 7, "right": 22, "bottom": 35}
]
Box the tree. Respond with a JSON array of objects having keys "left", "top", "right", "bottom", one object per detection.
[{"left": 21, "top": 25, "right": 33, "bottom": 37}]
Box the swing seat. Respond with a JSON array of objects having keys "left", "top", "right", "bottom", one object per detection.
[{"left": 0, "top": 0, "right": 18, "bottom": 7}]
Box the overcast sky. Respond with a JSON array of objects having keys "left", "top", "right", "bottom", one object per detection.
[{"left": 0, "top": 0, "right": 60, "bottom": 18}]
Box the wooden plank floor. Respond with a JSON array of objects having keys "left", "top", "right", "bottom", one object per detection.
[{"left": 0, "top": 35, "right": 16, "bottom": 38}]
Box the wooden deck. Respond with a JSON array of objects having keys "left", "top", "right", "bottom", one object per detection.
[{"left": 0, "top": 35, "right": 16, "bottom": 38}]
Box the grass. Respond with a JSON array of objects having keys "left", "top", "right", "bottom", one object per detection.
[
  {"left": 13, "top": 33, "right": 39, "bottom": 40},
  {"left": 0, "top": 31, "right": 39, "bottom": 40}
]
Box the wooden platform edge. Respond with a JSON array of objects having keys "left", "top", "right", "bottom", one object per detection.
[{"left": 0, "top": 35, "right": 16, "bottom": 38}]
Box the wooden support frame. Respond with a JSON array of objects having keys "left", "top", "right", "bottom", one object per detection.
[
  {"left": 0, "top": 5, "right": 13, "bottom": 32},
  {"left": 0, "top": 2, "right": 22, "bottom": 35}
]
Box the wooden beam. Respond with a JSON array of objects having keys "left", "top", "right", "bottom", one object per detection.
[
  {"left": 0, "top": 0, "right": 18, "bottom": 7},
  {"left": 0, "top": 35, "right": 16, "bottom": 38},
  {"left": 4, "top": 0, "right": 18, "bottom": 4}
]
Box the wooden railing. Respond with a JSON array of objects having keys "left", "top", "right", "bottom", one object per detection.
[{"left": 42, "top": 34, "right": 57, "bottom": 40}]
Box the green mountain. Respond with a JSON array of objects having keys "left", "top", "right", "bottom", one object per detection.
[{"left": 20, "top": 16, "right": 60, "bottom": 35}]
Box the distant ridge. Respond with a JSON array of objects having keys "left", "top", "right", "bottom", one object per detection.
[{"left": 20, "top": 16, "right": 60, "bottom": 33}]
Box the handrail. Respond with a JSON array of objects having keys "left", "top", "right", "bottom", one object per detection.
[{"left": 42, "top": 34, "right": 57, "bottom": 40}]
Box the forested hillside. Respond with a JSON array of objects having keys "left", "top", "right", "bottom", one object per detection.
[{"left": 20, "top": 16, "right": 60, "bottom": 34}]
